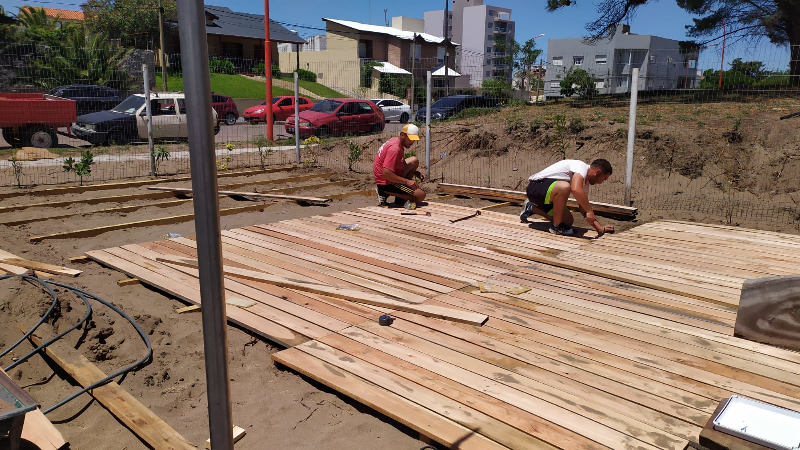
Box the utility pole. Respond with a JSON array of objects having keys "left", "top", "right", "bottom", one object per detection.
[
  {"left": 443, "top": 0, "right": 449, "bottom": 94},
  {"left": 264, "top": 0, "right": 273, "bottom": 140},
  {"left": 410, "top": 33, "right": 416, "bottom": 111},
  {"left": 158, "top": 0, "right": 167, "bottom": 91},
  {"left": 384, "top": 9, "right": 388, "bottom": 26}
]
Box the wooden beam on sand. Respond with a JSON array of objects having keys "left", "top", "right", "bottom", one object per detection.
[
  {"left": 156, "top": 255, "right": 488, "bottom": 326},
  {"left": 204, "top": 425, "right": 246, "bottom": 449},
  {"left": 147, "top": 187, "right": 330, "bottom": 205},
  {"left": 29, "top": 203, "right": 270, "bottom": 242},
  {"left": 0, "top": 249, "right": 31, "bottom": 275},
  {"left": 438, "top": 183, "right": 637, "bottom": 218},
  {"left": 0, "top": 199, "right": 192, "bottom": 226},
  {"left": 0, "top": 258, "right": 81, "bottom": 277},
  {"left": 21, "top": 328, "right": 195, "bottom": 450},
  {"left": 0, "top": 166, "right": 294, "bottom": 200}
]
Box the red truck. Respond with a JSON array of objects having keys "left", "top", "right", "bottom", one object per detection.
[{"left": 0, "top": 93, "right": 77, "bottom": 148}]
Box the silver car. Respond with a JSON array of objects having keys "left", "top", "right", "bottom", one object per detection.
[{"left": 371, "top": 99, "right": 412, "bottom": 123}]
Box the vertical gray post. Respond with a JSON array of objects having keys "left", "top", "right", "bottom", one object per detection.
[
  {"left": 158, "top": 0, "right": 168, "bottom": 92},
  {"left": 142, "top": 64, "right": 155, "bottom": 176},
  {"left": 176, "top": 2, "right": 234, "bottom": 449},
  {"left": 425, "top": 71, "right": 431, "bottom": 181},
  {"left": 410, "top": 34, "right": 416, "bottom": 111},
  {"left": 625, "top": 67, "right": 639, "bottom": 206},
  {"left": 294, "top": 71, "right": 300, "bottom": 164}
]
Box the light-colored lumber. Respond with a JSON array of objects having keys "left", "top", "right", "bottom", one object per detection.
[
  {"left": 0, "top": 166, "right": 293, "bottom": 200},
  {"left": 147, "top": 186, "right": 331, "bottom": 205},
  {"left": 478, "top": 201, "right": 515, "bottom": 210},
  {"left": 326, "top": 189, "right": 374, "bottom": 200},
  {"left": 155, "top": 255, "right": 488, "bottom": 326},
  {"left": 69, "top": 256, "right": 90, "bottom": 263},
  {"left": 29, "top": 203, "right": 270, "bottom": 242},
  {"left": 22, "top": 328, "right": 195, "bottom": 450},
  {"left": 438, "top": 183, "right": 637, "bottom": 217},
  {"left": 21, "top": 408, "right": 67, "bottom": 450},
  {"left": 0, "top": 199, "right": 192, "bottom": 226},
  {"left": 176, "top": 304, "right": 201, "bottom": 314},
  {"left": 0, "top": 249, "right": 30, "bottom": 275},
  {"left": 204, "top": 425, "right": 245, "bottom": 449},
  {"left": 272, "top": 347, "right": 508, "bottom": 450},
  {"left": 117, "top": 278, "right": 140, "bottom": 287},
  {"left": 0, "top": 258, "right": 81, "bottom": 277}
]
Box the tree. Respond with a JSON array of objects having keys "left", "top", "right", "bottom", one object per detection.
[
  {"left": 511, "top": 38, "right": 543, "bottom": 90},
  {"left": 729, "top": 58, "right": 765, "bottom": 78},
  {"left": 82, "top": 0, "right": 176, "bottom": 49},
  {"left": 560, "top": 67, "right": 598, "bottom": 99},
  {"left": 546, "top": 0, "right": 800, "bottom": 83}
]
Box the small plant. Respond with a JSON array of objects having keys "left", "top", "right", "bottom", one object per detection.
[
  {"left": 568, "top": 117, "right": 585, "bottom": 134},
  {"left": 153, "top": 145, "right": 169, "bottom": 175},
  {"left": 303, "top": 136, "right": 321, "bottom": 145},
  {"left": 252, "top": 135, "right": 272, "bottom": 169},
  {"left": 696, "top": 120, "right": 706, "bottom": 128},
  {"left": 611, "top": 116, "right": 626, "bottom": 124},
  {"left": 724, "top": 118, "right": 743, "bottom": 143},
  {"left": 10, "top": 154, "right": 23, "bottom": 188},
  {"left": 216, "top": 155, "right": 231, "bottom": 171},
  {"left": 63, "top": 150, "right": 94, "bottom": 186},
  {"left": 225, "top": 143, "right": 235, "bottom": 151},
  {"left": 209, "top": 58, "right": 235, "bottom": 74},
  {"left": 551, "top": 114, "right": 568, "bottom": 159},
  {"left": 347, "top": 141, "right": 364, "bottom": 172}
]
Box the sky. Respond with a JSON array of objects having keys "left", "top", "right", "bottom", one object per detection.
[{"left": 2, "top": 0, "right": 790, "bottom": 71}]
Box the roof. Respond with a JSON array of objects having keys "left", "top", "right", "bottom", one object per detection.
[
  {"left": 205, "top": 5, "right": 305, "bottom": 44},
  {"left": 373, "top": 62, "right": 411, "bottom": 75},
  {"left": 323, "top": 18, "right": 458, "bottom": 45},
  {"left": 432, "top": 66, "right": 460, "bottom": 77},
  {"left": 23, "top": 7, "right": 84, "bottom": 21}
]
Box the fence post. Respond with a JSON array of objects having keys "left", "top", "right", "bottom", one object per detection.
[
  {"left": 425, "top": 70, "right": 431, "bottom": 181},
  {"left": 625, "top": 67, "right": 639, "bottom": 206},
  {"left": 294, "top": 71, "right": 300, "bottom": 164},
  {"left": 175, "top": 1, "right": 234, "bottom": 449},
  {"left": 142, "top": 64, "right": 155, "bottom": 176}
]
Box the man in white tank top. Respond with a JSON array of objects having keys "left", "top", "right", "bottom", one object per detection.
[{"left": 520, "top": 159, "right": 615, "bottom": 236}]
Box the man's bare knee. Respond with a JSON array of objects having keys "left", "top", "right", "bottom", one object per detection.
[
  {"left": 414, "top": 189, "right": 426, "bottom": 203},
  {"left": 551, "top": 181, "right": 571, "bottom": 196},
  {"left": 406, "top": 156, "right": 419, "bottom": 169}
]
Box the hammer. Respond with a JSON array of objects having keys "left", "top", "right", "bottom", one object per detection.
[{"left": 449, "top": 210, "right": 481, "bottom": 223}]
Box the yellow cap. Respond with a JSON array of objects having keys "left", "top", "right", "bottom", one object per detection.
[{"left": 402, "top": 123, "right": 420, "bottom": 141}]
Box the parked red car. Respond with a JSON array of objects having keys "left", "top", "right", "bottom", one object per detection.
[
  {"left": 243, "top": 96, "right": 313, "bottom": 123},
  {"left": 285, "top": 98, "right": 385, "bottom": 138},
  {"left": 212, "top": 94, "right": 239, "bottom": 125}
]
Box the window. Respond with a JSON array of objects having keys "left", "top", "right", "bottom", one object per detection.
[
  {"left": 486, "top": 71, "right": 491, "bottom": 76},
  {"left": 386, "top": 100, "right": 402, "bottom": 106},
  {"left": 358, "top": 39, "right": 373, "bottom": 59},
  {"left": 338, "top": 102, "right": 358, "bottom": 116},
  {"left": 489, "top": 10, "right": 496, "bottom": 16},
  {"left": 573, "top": 56, "right": 583, "bottom": 65},
  {"left": 298, "top": 98, "right": 309, "bottom": 105},
  {"left": 437, "top": 46, "right": 445, "bottom": 63},
  {"left": 357, "top": 102, "right": 374, "bottom": 114},
  {"left": 595, "top": 54, "right": 607, "bottom": 64},
  {"left": 409, "top": 43, "right": 421, "bottom": 61},
  {"left": 552, "top": 57, "right": 563, "bottom": 66},
  {"left": 486, "top": 46, "right": 492, "bottom": 53},
  {"left": 666, "top": 56, "right": 672, "bottom": 63},
  {"left": 278, "top": 98, "right": 292, "bottom": 107},
  {"left": 649, "top": 55, "right": 656, "bottom": 63},
  {"left": 550, "top": 82, "right": 560, "bottom": 88},
  {"left": 487, "top": 22, "right": 492, "bottom": 29},
  {"left": 595, "top": 80, "right": 605, "bottom": 89}
]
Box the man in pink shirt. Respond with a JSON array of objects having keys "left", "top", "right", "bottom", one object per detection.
[{"left": 373, "top": 124, "right": 426, "bottom": 209}]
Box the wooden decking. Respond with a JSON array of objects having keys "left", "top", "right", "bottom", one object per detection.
[{"left": 86, "top": 203, "right": 800, "bottom": 449}]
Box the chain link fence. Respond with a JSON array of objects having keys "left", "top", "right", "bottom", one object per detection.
[{"left": 1, "top": 29, "right": 799, "bottom": 226}]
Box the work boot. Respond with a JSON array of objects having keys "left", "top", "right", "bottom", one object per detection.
[
  {"left": 376, "top": 186, "right": 387, "bottom": 206},
  {"left": 548, "top": 223, "right": 574, "bottom": 236},
  {"left": 520, "top": 200, "right": 534, "bottom": 223}
]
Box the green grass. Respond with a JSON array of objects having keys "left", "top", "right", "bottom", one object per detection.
[
  {"left": 155, "top": 73, "right": 292, "bottom": 98},
  {"left": 276, "top": 76, "right": 345, "bottom": 98}
]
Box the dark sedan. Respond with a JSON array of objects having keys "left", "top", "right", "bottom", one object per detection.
[
  {"left": 50, "top": 84, "right": 123, "bottom": 116},
  {"left": 415, "top": 95, "right": 497, "bottom": 122}
]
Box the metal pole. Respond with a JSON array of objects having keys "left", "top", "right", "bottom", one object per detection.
[
  {"left": 264, "top": 0, "right": 274, "bottom": 140},
  {"left": 296, "top": 43, "right": 300, "bottom": 72},
  {"left": 143, "top": 64, "right": 155, "bottom": 176},
  {"left": 410, "top": 33, "right": 416, "bottom": 111},
  {"left": 294, "top": 71, "right": 300, "bottom": 164},
  {"left": 175, "top": 2, "right": 234, "bottom": 449},
  {"left": 624, "top": 67, "right": 639, "bottom": 206},
  {"left": 158, "top": 0, "right": 168, "bottom": 92},
  {"left": 443, "top": 0, "right": 449, "bottom": 95},
  {"left": 425, "top": 70, "right": 431, "bottom": 181}
]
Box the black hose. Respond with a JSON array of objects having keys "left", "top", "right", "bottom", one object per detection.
[
  {"left": 0, "top": 274, "right": 59, "bottom": 360},
  {"left": 0, "top": 274, "right": 153, "bottom": 414}
]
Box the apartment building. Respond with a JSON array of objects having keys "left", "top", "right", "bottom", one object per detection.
[
  {"left": 424, "top": 0, "right": 515, "bottom": 87},
  {"left": 278, "top": 34, "right": 327, "bottom": 53},
  {"left": 544, "top": 25, "right": 700, "bottom": 98}
]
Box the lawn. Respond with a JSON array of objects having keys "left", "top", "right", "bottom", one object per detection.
[
  {"left": 155, "top": 73, "right": 293, "bottom": 98},
  {"left": 276, "top": 76, "right": 346, "bottom": 98}
]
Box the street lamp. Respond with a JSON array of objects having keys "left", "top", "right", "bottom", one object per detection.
[
  {"left": 530, "top": 33, "right": 545, "bottom": 102},
  {"left": 705, "top": 7, "right": 726, "bottom": 88}
]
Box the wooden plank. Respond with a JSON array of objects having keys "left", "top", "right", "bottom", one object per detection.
[
  {"left": 204, "top": 425, "right": 245, "bottom": 449},
  {"left": 154, "top": 255, "right": 488, "bottom": 326},
  {"left": 69, "top": 256, "right": 90, "bottom": 263},
  {"left": 326, "top": 189, "right": 374, "bottom": 200},
  {"left": 479, "top": 201, "right": 516, "bottom": 210},
  {"left": 296, "top": 339, "right": 558, "bottom": 450},
  {"left": 0, "top": 166, "right": 293, "bottom": 200},
  {"left": 29, "top": 203, "right": 270, "bottom": 242},
  {"left": 0, "top": 171, "right": 330, "bottom": 213},
  {"left": 147, "top": 186, "right": 331, "bottom": 205},
  {"left": 438, "top": 183, "right": 637, "bottom": 217},
  {"left": 0, "top": 199, "right": 192, "bottom": 226},
  {"left": 117, "top": 278, "right": 141, "bottom": 287},
  {"left": 0, "top": 249, "right": 30, "bottom": 275},
  {"left": 23, "top": 329, "right": 195, "bottom": 450},
  {"left": 0, "top": 258, "right": 81, "bottom": 277},
  {"left": 272, "top": 347, "right": 510, "bottom": 450},
  {"left": 21, "top": 408, "right": 67, "bottom": 450},
  {"left": 176, "top": 305, "right": 201, "bottom": 313}
]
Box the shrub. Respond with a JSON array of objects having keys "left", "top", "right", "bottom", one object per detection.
[
  {"left": 63, "top": 150, "right": 94, "bottom": 186},
  {"left": 153, "top": 145, "right": 169, "bottom": 175},
  {"left": 559, "top": 67, "right": 598, "bottom": 99},
  {"left": 271, "top": 64, "right": 281, "bottom": 77},
  {"left": 209, "top": 59, "right": 235, "bottom": 74},
  {"left": 360, "top": 61, "right": 380, "bottom": 88},
  {"left": 252, "top": 62, "right": 265, "bottom": 75},
  {"left": 568, "top": 117, "right": 585, "bottom": 133},
  {"left": 297, "top": 69, "right": 316, "bottom": 82},
  {"left": 379, "top": 74, "right": 411, "bottom": 98},
  {"left": 347, "top": 141, "right": 363, "bottom": 172},
  {"left": 480, "top": 78, "right": 512, "bottom": 105}
]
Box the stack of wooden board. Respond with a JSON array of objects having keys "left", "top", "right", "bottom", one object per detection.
[{"left": 87, "top": 203, "right": 800, "bottom": 449}]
